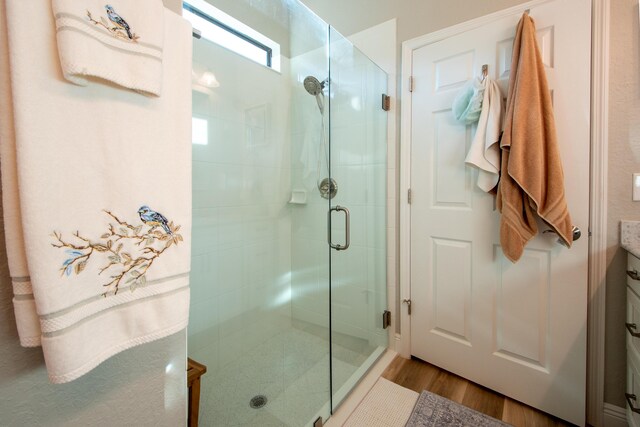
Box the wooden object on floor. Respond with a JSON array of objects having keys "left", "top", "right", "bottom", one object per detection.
[
  {"left": 381, "top": 356, "right": 570, "bottom": 427},
  {"left": 187, "top": 358, "right": 207, "bottom": 427}
]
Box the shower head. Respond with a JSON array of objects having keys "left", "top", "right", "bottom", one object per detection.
[
  {"left": 303, "top": 76, "right": 326, "bottom": 96},
  {"left": 304, "top": 76, "right": 328, "bottom": 114}
]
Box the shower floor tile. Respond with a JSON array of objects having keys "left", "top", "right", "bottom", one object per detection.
[{"left": 195, "top": 325, "right": 375, "bottom": 426}]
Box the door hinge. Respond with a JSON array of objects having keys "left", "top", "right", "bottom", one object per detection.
[
  {"left": 381, "top": 93, "right": 391, "bottom": 111},
  {"left": 382, "top": 310, "right": 392, "bottom": 329},
  {"left": 402, "top": 299, "right": 412, "bottom": 315},
  {"left": 408, "top": 188, "right": 412, "bottom": 204},
  {"left": 409, "top": 76, "right": 414, "bottom": 92}
]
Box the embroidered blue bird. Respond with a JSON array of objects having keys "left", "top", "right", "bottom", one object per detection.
[
  {"left": 138, "top": 206, "right": 172, "bottom": 235},
  {"left": 105, "top": 5, "right": 133, "bottom": 39}
]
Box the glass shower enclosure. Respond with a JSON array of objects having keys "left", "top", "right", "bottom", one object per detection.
[{"left": 187, "top": 1, "right": 388, "bottom": 425}]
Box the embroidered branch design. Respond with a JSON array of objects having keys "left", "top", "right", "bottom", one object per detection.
[
  {"left": 86, "top": 6, "right": 140, "bottom": 43},
  {"left": 52, "top": 209, "right": 183, "bottom": 297}
]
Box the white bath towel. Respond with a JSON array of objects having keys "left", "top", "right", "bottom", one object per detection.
[
  {"left": 52, "top": 0, "right": 164, "bottom": 96},
  {"left": 0, "top": 1, "right": 41, "bottom": 348},
  {"left": 2, "top": 1, "right": 192, "bottom": 383},
  {"left": 464, "top": 77, "right": 504, "bottom": 192}
]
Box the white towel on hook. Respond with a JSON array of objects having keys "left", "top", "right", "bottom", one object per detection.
[
  {"left": 464, "top": 76, "right": 504, "bottom": 192},
  {"left": 2, "top": 1, "right": 192, "bottom": 383},
  {"left": 52, "top": 0, "right": 164, "bottom": 96}
]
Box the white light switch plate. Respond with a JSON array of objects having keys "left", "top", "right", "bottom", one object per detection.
[{"left": 634, "top": 173, "right": 640, "bottom": 201}]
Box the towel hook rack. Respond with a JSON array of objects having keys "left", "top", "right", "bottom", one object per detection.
[{"left": 481, "top": 64, "right": 488, "bottom": 80}]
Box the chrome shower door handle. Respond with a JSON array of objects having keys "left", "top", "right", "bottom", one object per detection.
[{"left": 328, "top": 205, "right": 350, "bottom": 251}]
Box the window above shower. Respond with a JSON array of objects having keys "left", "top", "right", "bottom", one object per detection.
[{"left": 183, "top": 0, "right": 281, "bottom": 71}]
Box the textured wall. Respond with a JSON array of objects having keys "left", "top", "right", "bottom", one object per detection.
[{"left": 605, "top": 0, "right": 640, "bottom": 407}]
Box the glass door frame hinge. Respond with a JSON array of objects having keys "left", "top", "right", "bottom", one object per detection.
[
  {"left": 409, "top": 76, "right": 414, "bottom": 92},
  {"left": 381, "top": 94, "right": 391, "bottom": 111},
  {"left": 382, "top": 310, "right": 392, "bottom": 329},
  {"left": 408, "top": 188, "right": 412, "bottom": 204}
]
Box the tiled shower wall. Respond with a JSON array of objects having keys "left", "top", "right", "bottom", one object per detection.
[{"left": 188, "top": 39, "right": 293, "bottom": 373}]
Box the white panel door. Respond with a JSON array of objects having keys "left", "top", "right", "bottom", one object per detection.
[{"left": 409, "top": 1, "right": 590, "bottom": 424}]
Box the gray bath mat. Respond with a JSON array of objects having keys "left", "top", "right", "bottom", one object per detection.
[{"left": 405, "top": 390, "right": 511, "bottom": 427}]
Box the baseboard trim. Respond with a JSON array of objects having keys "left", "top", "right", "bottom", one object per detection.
[{"left": 603, "top": 403, "right": 627, "bottom": 427}]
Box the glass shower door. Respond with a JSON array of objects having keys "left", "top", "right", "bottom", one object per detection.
[
  {"left": 327, "top": 27, "right": 389, "bottom": 410},
  {"left": 188, "top": 1, "right": 334, "bottom": 424}
]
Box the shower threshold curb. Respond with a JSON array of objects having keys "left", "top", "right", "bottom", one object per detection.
[{"left": 322, "top": 349, "right": 397, "bottom": 427}]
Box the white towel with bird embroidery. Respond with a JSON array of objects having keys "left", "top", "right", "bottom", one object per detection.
[
  {"left": 464, "top": 76, "right": 504, "bottom": 192},
  {"left": 1, "top": 1, "right": 192, "bottom": 383},
  {"left": 52, "top": 0, "right": 164, "bottom": 96}
]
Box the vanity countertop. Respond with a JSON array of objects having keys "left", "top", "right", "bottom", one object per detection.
[{"left": 622, "top": 220, "right": 640, "bottom": 259}]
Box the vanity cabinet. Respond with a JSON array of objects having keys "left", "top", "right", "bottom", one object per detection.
[{"left": 627, "top": 253, "right": 640, "bottom": 425}]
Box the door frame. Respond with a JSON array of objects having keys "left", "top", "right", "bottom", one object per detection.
[{"left": 397, "top": 0, "right": 610, "bottom": 425}]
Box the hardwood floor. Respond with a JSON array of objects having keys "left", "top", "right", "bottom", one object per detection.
[{"left": 381, "top": 356, "right": 574, "bottom": 427}]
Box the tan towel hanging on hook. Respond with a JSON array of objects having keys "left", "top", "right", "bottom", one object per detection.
[{"left": 496, "top": 12, "right": 573, "bottom": 263}]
